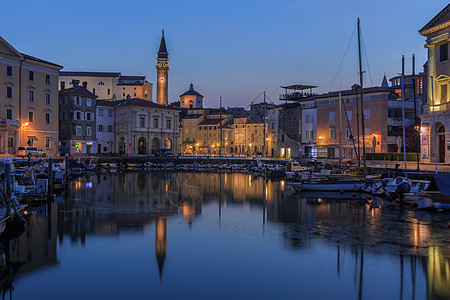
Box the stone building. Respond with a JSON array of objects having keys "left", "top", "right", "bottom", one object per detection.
[
  {"left": 115, "top": 98, "right": 179, "bottom": 155},
  {"left": 0, "top": 35, "right": 62, "bottom": 155},
  {"left": 419, "top": 4, "right": 450, "bottom": 163},
  {"left": 267, "top": 103, "right": 301, "bottom": 158},
  {"left": 58, "top": 85, "right": 97, "bottom": 155}
]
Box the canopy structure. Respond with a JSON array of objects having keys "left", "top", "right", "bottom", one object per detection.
[
  {"left": 280, "top": 84, "right": 318, "bottom": 91},
  {"left": 279, "top": 84, "right": 318, "bottom": 101}
]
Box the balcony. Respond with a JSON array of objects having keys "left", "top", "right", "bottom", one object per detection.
[
  {"left": 387, "top": 100, "right": 415, "bottom": 109},
  {"left": 422, "top": 102, "right": 450, "bottom": 114},
  {"left": 0, "top": 119, "right": 20, "bottom": 127},
  {"left": 279, "top": 92, "right": 315, "bottom": 101}
]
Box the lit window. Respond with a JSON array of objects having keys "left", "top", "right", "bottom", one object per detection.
[{"left": 45, "top": 138, "right": 51, "bottom": 148}]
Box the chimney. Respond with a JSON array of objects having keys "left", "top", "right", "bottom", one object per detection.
[
  {"left": 82, "top": 81, "right": 88, "bottom": 89},
  {"left": 60, "top": 81, "right": 65, "bottom": 90}
]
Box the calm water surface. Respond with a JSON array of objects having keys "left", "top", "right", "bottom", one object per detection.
[{"left": 3, "top": 172, "right": 450, "bottom": 300}]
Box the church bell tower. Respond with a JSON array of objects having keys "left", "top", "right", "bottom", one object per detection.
[{"left": 156, "top": 30, "right": 169, "bottom": 106}]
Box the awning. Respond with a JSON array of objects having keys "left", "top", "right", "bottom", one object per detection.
[{"left": 28, "top": 136, "right": 39, "bottom": 141}]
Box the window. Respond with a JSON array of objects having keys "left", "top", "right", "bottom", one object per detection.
[
  {"left": 45, "top": 112, "right": 51, "bottom": 124},
  {"left": 441, "top": 84, "right": 447, "bottom": 104},
  {"left": 75, "top": 111, "right": 81, "bottom": 120},
  {"left": 45, "top": 138, "right": 51, "bottom": 148},
  {"left": 74, "top": 97, "right": 81, "bottom": 106},
  {"left": 140, "top": 116, "right": 145, "bottom": 128},
  {"left": 93, "top": 88, "right": 96, "bottom": 95},
  {"left": 45, "top": 93, "right": 51, "bottom": 104},
  {"left": 107, "top": 125, "right": 113, "bottom": 132},
  {"left": 86, "top": 112, "right": 91, "bottom": 121},
  {"left": 8, "top": 137, "right": 13, "bottom": 148},
  {"left": 364, "top": 127, "right": 370, "bottom": 136},
  {"left": 108, "top": 110, "right": 113, "bottom": 117},
  {"left": 440, "top": 43, "right": 448, "bottom": 62},
  {"left": 6, "top": 108, "right": 12, "bottom": 120},
  {"left": 86, "top": 127, "right": 92, "bottom": 136},
  {"left": 346, "top": 111, "right": 352, "bottom": 121},
  {"left": 28, "top": 71, "right": 34, "bottom": 81},
  {"left": 28, "top": 111, "right": 34, "bottom": 122},
  {"left": 153, "top": 117, "right": 159, "bottom": 128},
  {"left": 76, "top": 126, "right": 82, "bottom": 135},
  {"left": 107, "top": 89, "right": 110, "bottom": 95},
  {"left": 329, "top": 111, "right": 335, "bottom": 122},
  {"left": 364, "top": 109, "right": 370, "bottom": 120},
  {"left": 329, "top": 127, "right": 335, "bottom": 139},
  {"left": 98, "top": 109, "right": 104, "bottom": 116},
  {"left": 98, "top": 125, "right": 104, "bottom": 132},
  {"left": 166, "top": 118, "right": 171, "bottom": 129},
  {"left": 62, "top": 111, "right": 67, "bottom": 120},
  {"left": 6, "top": 86, "right": 12, "bottom": 99},
  {"left": 6, "top": 66, "right": 12, "bottom": 77},
  {"left": 271, "top": 122, "right": 274, "bottom": 129},
  {"left": 45, "top": 74, "right": 51, "bottom": 84},
  {"left": 86, "top": 98, "right": 92, "bottom": 106},
  {"left": 28, "top": 90, "right": 34, "bottom": 102}
]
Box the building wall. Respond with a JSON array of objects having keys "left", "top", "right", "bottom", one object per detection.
[
  {"left": 180, "top": 94, "right": 202, "bottom": 109},
  {"left": 301, "top": 105, "right": 317, "bottom": 157},
  {"left": 58, "top": 75, "right": 152, "bottom": 101},
  {"left": 19, "top": 60, "right": 61, "bottom": 155},
  {"left": 419, "top": 6, "right": 450, "bottom": 163},
  {"left": 115, "top": 106, "right": 179, "bottom": 155},
  {"left": 96, "top": 106, "right": 115, "bottom": 154},
  {"left": 316, "top": 92, "right": 390, "bottom": 159}
]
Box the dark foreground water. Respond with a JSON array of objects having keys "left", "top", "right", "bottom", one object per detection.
[{"left": 2, "top": 172, "right": 450, "bottom": 300}]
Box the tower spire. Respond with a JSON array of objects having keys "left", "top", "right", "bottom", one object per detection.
[{"left": 156, "top": 30, "right": 169, "bottom": 105}]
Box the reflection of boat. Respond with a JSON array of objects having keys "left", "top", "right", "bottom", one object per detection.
[
  {"left": 419, "top": 174, "right": 450, "bottom": 210},
  {"left": 290, "top": 179, "right": 365, "bottom": 192},
  {"left": 292, "top": 190, "right": 363, "bottom": 200}
]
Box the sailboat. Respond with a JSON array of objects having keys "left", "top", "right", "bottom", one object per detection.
[{"left": 290, "top": 19, "right": 368, "bottom": 192}]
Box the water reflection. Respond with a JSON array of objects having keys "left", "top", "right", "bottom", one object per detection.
[{"left": 2, "top": 172, "right": 449, "bottom": 299}]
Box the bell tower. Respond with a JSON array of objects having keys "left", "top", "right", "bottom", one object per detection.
[{"left": 156, "top": 30, "right": 169, "bottom": 106}]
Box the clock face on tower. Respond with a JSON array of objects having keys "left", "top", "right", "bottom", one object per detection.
[{"left": 159, "top": 77, "right": 165, "bottom": 83}]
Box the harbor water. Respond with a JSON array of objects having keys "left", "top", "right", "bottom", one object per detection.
[{"left": 4, "top": 172, "right": 450, "bottom": 299}]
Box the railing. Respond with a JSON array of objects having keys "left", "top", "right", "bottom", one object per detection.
[
  {"left": 0, "top": 119, "right": 20, "bottom": 126},
  {"left": 423, "top": 102, "right": 450, "bottom": 114},
  {"left": 279, "top": 92, "right": 315, "bottom": 100}
]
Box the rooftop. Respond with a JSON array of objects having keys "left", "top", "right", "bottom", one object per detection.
[
  {"left": 59, "top": 86, "right": 98, "bottom": 98},
  {"left": 22, "top": 53, "right": 63, "bottom": 69},
  {"left": 60, "top": 71, "right": 121, "bottom": 77},
  {"left": 115, "top": 98, "right": 178, "bottom": 111}
]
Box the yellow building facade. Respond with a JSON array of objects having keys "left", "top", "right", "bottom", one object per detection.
[{"left": 0, "top": 35, "right": 62, "bottom": 155}]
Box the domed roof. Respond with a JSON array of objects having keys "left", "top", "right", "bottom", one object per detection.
[{"left": 180, "top": 83, "right": 203, "bottom": 97}]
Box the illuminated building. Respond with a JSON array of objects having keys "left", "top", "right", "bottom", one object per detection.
[
  {"left": 59, "top": 72, "right": 153, "bottom": 101},
  {"left": 419, "top": 4, "right": 450, "bottom": 163},
  {"left": 180, "top": 83, "right": 203, "bottom": 109},
  {"left": 59, "top": 85, "right": 97, "bottom": 155},
  {"left": 156, "top": 30, "right": 169, "bottom": 106},
  {"left": 0, "top": 35, "right": 62, "bottom": 155}
]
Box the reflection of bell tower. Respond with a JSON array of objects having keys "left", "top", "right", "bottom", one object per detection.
[
  {"left": 155, "top": 217, "right": 167, "bottom": 281},
  {"left": 156, "top": 30, "right": 169, "bottom": 106}
]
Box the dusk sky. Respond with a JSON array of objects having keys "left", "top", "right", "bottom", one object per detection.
[{"left": 1, "top": 0, "right": 448, "bottom": 107}]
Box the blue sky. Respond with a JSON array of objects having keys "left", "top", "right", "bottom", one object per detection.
[{"left": 1, "top": 0, "right": 447, "bottom": 107}]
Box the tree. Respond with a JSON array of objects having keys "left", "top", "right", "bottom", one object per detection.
[{"left": 169, "top": 100, "right": 180, "bottom": 107}]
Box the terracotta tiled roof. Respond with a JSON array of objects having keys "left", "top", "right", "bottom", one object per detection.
[
  {"left": 115, "top": 98, "right": 179, "bottom": 110},
  {"left": 198, "top": 119, "right": 221, "bottom": 125},
  {"left": 59, "top": 86, "right": 97, "bottom": 98}
]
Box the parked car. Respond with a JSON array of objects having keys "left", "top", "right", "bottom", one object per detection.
[
  {"left": 154, "top": 149, "right": 172, "bottom": 157},
  {"left": 18, "top": 146, "right": 47, "bottom": 158}
]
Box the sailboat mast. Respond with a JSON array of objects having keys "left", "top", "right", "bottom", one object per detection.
[
  {"left": 219, "top": 96, "right": 222, "bottom": 156},
  {"left": 339, "top": 91, "right": 342, "bottom": 168},
  {"left": 357, "top": 18, "right": 367, "bottom": 178},
  {"left": 263, "top": 91, "right": 267, "bottom": 158}
]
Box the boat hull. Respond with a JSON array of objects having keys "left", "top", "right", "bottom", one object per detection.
[{"left": 290, "top": 181, "right": 365, "bottom": 191}]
